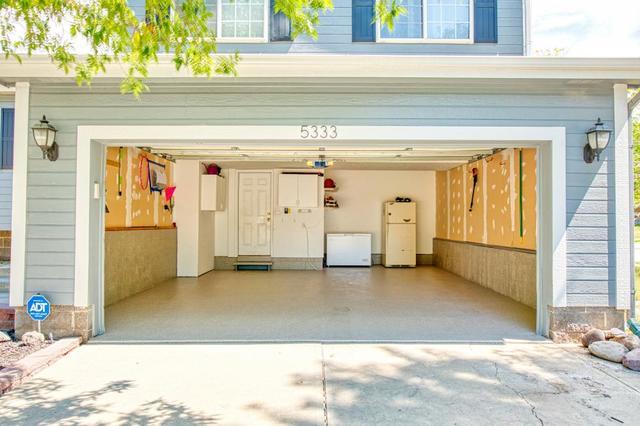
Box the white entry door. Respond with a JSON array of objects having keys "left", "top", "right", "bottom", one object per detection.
[{"left": 238, "top": 172, "right": 272, "bottom": 255}]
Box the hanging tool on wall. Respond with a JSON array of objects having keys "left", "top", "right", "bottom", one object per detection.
[
  {"left": 164, "top": 186, "right": 176, "bottom": 214},
  {"left": 117, "top": 147, "right": 124, "bottom": 196},
  {"left": 138, "top": 153, "right": 149, "bottom": 191},
  {"left": 469, "top": 167, "right": 479, "bottom": 212},
  {"left": 519, "top": 149, "right": 524, "bottom": 238}
]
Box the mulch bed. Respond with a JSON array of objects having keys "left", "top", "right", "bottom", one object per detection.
[{"left": 0, "top": 340, "right": 51, "bottom": 370}]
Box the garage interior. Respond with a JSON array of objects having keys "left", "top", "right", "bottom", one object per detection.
[{"left": 99, "top": 143, "right": 539, "bottom": 342}]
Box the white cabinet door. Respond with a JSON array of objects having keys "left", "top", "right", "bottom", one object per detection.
[
  {"left": 278, "top": 174, "right": 299, "bottom": 207},
  {"left": 215, "top": 176, "right": 226, "bottom": 210},
  {"left": 297, "top": 174, "right": 319, "bottom": 208},
  {"left": 200, "top": 175, "right": 226, "bottom": 211}
]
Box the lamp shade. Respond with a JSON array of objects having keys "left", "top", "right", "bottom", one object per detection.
[
  {"left": 32, "top": 116, "right": 57, "bottom": 149},
  {"left": 585, "top": 118, "right": 612, "bottom": 151}
]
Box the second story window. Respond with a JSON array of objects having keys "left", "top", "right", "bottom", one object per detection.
[
  {"left": 219, "top": 0, "right": 267, "bottom": 40},
  {"left": 146, "top": 0, "right": 269, "bottom": 42},
  {"left": 379, "top": 0, "right": 473, "bottom": 43}
]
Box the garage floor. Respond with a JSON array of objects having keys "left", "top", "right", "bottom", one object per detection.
[{"left": 98, "top": 266, "right": 541, "bottom": 342}]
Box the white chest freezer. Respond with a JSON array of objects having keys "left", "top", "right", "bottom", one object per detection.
[{"left": 326, "top": 234, "right": 372, "bottom": 266}]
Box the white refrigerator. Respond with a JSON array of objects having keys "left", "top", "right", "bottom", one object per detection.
[{"left": 382, "top": 202, "right": 416, "bottom": 267}]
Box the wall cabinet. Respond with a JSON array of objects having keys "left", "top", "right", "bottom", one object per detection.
[
  {"left": 278, "top": 174, "right": 319, "bottom": 208},
  {"left": 200, "top": 174, "right": 226, "bottom": 211}
]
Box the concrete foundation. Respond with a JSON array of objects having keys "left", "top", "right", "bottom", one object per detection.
[
  {"left": 433, "top": 238, "right": 536, "bottom": 308},
  {"left": 0, "top": 305, "right": 14, "bottom": 330},
  {"left": 14, "top": 305, "right": 93, "bottom": 342},
  {"left": 548, "top": 306, "right": 629, "bottom": 343},
  {"left": 104, "top": 228, "right": 177, "bottom": 306}
]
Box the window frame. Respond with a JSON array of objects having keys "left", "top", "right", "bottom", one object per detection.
[
  {"left": 216, "top": 0, "right": 270, "bottom": 43},
  {"left": 376, "top": 0, "right": 474, "bottom": 44}
]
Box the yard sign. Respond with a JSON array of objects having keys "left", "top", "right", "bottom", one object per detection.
[{"left": 27, "top": 294, "right": 51, "bottom": 322}]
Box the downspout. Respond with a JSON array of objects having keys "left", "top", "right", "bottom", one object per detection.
[{"left": 629, "top": 87, "right": 639, "bottom": 319}]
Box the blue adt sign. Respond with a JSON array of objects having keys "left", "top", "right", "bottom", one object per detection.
[{"left": 26, "top": 294, "right": 51, "bottom": 321}]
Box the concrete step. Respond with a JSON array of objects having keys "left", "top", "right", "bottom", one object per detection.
[
  {"left": 234, "top": 261, "right": 273, "bottom": 271},
  {"left": 237, "top": 256, "right": 272, "bottom": 262}
]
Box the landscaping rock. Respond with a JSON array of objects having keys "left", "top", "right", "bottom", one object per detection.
[
  {"left": 604, "top": 328, "right": 627, "bottom": 340},
  {"left": 613, "top": 334, "right": 640, "bottom": 351},
  {"left": 21, "top": 331, "right": 45, "bottom": 346},
  {"left": 0, "top": 331, "right": 10, "bottom": 343},
  {"left": 622, "top": 349, "right": 640, "bottom": 371},
  {"left": 581, "top": 328, "right": 606, "bottom": 347},
  {"left": 589, "top": 341, "right": 629, "bottom": 363}
]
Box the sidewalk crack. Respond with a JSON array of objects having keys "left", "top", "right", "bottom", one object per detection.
[
  {"left": 494, "top": 362, "right": 544, "bottom": 426},
  {"left": 321, "top": 344, "right": 329, "bottom": 426}
]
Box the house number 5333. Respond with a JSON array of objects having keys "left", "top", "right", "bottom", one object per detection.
[{"left": 300, "top": 125, "right": 338, "bottom": 139}]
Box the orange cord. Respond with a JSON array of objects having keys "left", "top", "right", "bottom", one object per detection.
[{"left": 138, "top": 154, "right": 149, "bottom": 190}]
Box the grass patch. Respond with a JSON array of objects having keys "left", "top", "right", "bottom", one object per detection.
[{"left": 636, "top": 225, "right": 640, "bottom": 243}]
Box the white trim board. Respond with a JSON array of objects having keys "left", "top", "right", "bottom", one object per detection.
[
  {"left": 1, "top": 55, "right": 640, "bottom": 82},
  {"left": 9, "top": 82, "right": 28, "bottom": 307},
  {"left": 613, "top": 84, "right": 632, "bottom": 310},
  {"left": 74, "top": 125, "right": 567, "bottom": 337}
]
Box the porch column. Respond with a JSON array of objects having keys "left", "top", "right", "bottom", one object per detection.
[
  {"left": 613, "top": 83, "right": 631, "bottom": 310},
  {"left": 9, "top": 82, "right": 29, "bottom": 307}
]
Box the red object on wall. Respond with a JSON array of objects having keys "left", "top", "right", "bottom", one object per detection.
[
  {"left": 205, "top": 163, "right": 220, "bottom": 175},
  {"left": 324, "top": 178, "right": 336, "bottom": 188}
]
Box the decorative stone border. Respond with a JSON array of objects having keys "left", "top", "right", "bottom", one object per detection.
[{"left": 0, "top": 337, "right": 82, "bottom": 394}]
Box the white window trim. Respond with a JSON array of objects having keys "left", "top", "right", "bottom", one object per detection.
[
  {"left": 376, "top": 0, "right": 474, "bottom": 44},
  {"left": 215, "top": 0, "right": 269, "bottom": 43}
]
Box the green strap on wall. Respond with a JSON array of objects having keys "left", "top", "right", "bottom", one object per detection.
[{"left": 519, "top": 149, "right": 523, "bottom": 238}]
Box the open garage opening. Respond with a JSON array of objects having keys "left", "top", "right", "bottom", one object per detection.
[{"left": 90, "top": 131, "right": 550, "bottom": 343}]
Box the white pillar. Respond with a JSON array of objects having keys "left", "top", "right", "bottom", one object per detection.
[
  {"left": 174, "top": 160, "right": 214, "bottom": 276},
  {"left": 613, "top": 84, "right": 631, "bottom": 310},
  {"left": 9, "top": 82, "right": 29, "bottom": 307}
]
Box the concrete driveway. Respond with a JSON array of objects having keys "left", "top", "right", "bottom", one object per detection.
[{"left": 1, "top": 342, "right": 639, "bottom": 425}]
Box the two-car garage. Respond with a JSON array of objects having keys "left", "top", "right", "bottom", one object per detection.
[{"left": 89, "top": 125, "right": 556, "bottom": 342}]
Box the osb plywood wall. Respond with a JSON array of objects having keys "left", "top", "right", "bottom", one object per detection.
[
  {"left": 435, "top": 148, "right": 537, "bottom": 250},
  {"left": 448, "top": 166, "right": 465, "bottom": 241},
  {"left": 105, "top": 147, "right": 174, "bottom": 229}
]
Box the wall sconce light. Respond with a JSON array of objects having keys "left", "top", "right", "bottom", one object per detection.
[
  {"left": 583, "top": 118, "right": 612, "bottom": 164},
  {"left": 31, "top": 115, "right": 59, "bottom": 161}
]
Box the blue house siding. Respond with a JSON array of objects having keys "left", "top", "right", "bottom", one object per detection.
[
  {"left": 130, "top": 0, "right": 523, "bottom": 55},
  {"left": 23, "top": 80, "right": 614, "bottom": 305}
]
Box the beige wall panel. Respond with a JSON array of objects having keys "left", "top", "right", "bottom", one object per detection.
[
  {"left": 435, "top": 170, "right": 449, "bottom": 239},
  {"left": 448, "top": 166, "right": 465, "bottom": 241},
  {"left": 486, "top": 150, "right": 513, "bottom": 247},
  {"left": 513, "top": 148, "right": 537, "bottom": 250},
  {"left": 465, "top": 159, "right": 484, "bottom": 244},
  {"left": 104, "top": 228, "right": 177, "bottom": 306}
]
